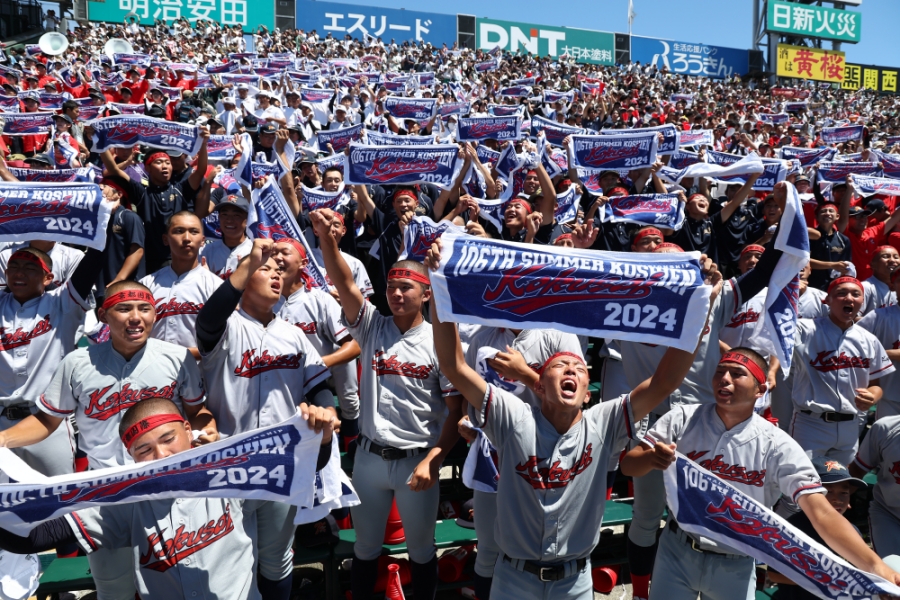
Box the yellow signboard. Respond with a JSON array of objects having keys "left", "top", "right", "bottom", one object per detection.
[{"left": 776, "top": 44, "right": 846, "bottom": 83}]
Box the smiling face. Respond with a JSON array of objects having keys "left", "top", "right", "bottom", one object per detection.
[
  {"left": 5, "top": 255, "right": 53, "bottom": 302},
  {"left": 686, "top": 194, "right": 709, "bottom": 219},
  {"left": 817, "top": 204, "right": 838, "bottom": 230},
  {"left": 271, "top": 242, "right": 307, "bottom": 289},
  {"left": 216, "top": 204, "right": 247, "bottom": 244},
  {"left": 321, "top": 168, "right": 343, "bottom": 192},
  {"left": 100, "top": 297, "right": 156, "bottom": 354},
  {"left": 872, "top": 247, "right": 900, "bottom": 282}
]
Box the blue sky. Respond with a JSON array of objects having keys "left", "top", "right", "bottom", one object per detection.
[{"left": 328, "top": 0, "right": 895, "bottom": 67}]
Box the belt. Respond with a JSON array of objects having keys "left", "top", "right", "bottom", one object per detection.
[
  {"left": 358, "top": 436, "right": 427, "bottom": 461},
  {"left": 0, "top": 404, "right": 33, "bottom": 421},
  {"left": 502, "top": 555, "right": 587, "bottom": 582},
  {"left": 668, "top": 521, "right": 744, "bottom": 559},
  {"left": 800, "top": 410, "right": 856, "bottom": 423}
]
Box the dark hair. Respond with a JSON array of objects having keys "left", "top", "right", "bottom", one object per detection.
[
  {"left": 118, "top": 398, "right": 184, "bottom": 437},
  {"left": 12, "top": 247, "right": 53, "bottom": 272},
  {"left": 165, "top": 210, "right": 201, "bottom": 232},
  {"left": 729, "top": 347, "right": 769, "bottom": 376}
]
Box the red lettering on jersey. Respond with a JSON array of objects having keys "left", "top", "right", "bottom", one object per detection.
[
  {"left": 371, "top": 350, "right": 434, "bottom": 379},
  {"left": 155, "top": 297, "right": 204, "bottom": 319},
  {"left": 294, "top": 322, "right": 317, "bottom": 334},
  {"left": 0, "top": 315, "right": 52, "bottom": 351},
  {"left": 726, "top": 308, "right": 761, "bottom": 329},
  {"left": 233, "top": 349, "right": 302, "bottom": 378},
  {"left": 139, "top": 504, "right": 235, "bottom": 572},
  {"left": 218, "top": 269, "right": 235, "bottom": 281},
  {"left": 685, "top": 450, "right": 766, "bottom": 487},
  {"left": 809, "top": 350, "right": 871, "bottom": 372},
  {"left": 514, "top": 444, "right": 594, "bottom": 489},
  {"left": 84, "top": 382, "right": 178, "bottom": 421},
  {"left": 890, "top": 461, "right": 900, "bottom": 484}
]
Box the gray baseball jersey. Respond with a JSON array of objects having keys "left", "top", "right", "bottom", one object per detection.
[
  {"left": 472, "top": 384, "right": 635, "bottom": 562},
  {"left": 66, "top": 498, "right": 259, "bottom": 600},
  {"left": 855, "top": 415, "right": 900, "bottom": 514},
  {"left": 858, "top": 306, "right": 900, "bottom": 417},
  {"left": 719, "top": 289, "right": 766, "bottom": 351},
  {"left": 345, "top": 301, "right": 454, "bottom": 449},
  {"left": 862, "top": 277, "right": 896, "bottom": 317},
  {"left": 0, "top": 281, "right": 91, "bottom": 407},
  {"left": 38, "top": 338, "right": 205, "bottom": 469},
  {"left": 799, "top": 286, "right": 829, "bottom": 319},
  {"left": 199, "top": 308, "right": 330, "bottom": 438},
  {"left": 619, "top": 279, "right": 740, "bottom": 410},
  {"left": 792, "top": 317, "right": 894, "bottom": 413},
  {"left": 199, "top": 238, "right": 253, "bottom": 280},
  {"left": 311, "top": 248, "right": 374, "bottom": 298},
  {"left": 463, "top": 327, "right": 584, "bottom": 409},
  {"left": 140, "top": 265, "right": 222, "bottom": 350},
  {"left": 645, "top": 403, "right": 824, "bottom": 553},
  {"left": 0, "top": 242, "right": 83, "bottom": 290}
]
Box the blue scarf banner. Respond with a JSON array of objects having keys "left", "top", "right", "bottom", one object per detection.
[
  {"left": 821, "top": 125, "right": 864, "bottom": 144},
  {"left": 398, "top": 215, "right": 465, "bottom": 262},
  {"left": 543, "top": 89, "right": 575, "bottom": 105},
  {"left": 475, "top": 57, "right": 500, "bottom": 73},
  {"left": 207, "top": 135, "right": 238, "bottom": 160},
  {"left": 7, "top": 168, "right": 86, "bottom": 182},
  {"left": 530, "top": 116, "right": 584, "bottom": 146},
  {"left": 462, "top": 425, "right": 499, "bottom": 493},
  {"left": 0, "top": 94, "right": 20, "bottom": 112},
  {"left": 113, "top": 53, "right": 151, "bottom": 66},
  {"left": 300, "top": 183, "right": 352, "bottom": 212},
  {"left": 832, "top": 152, "right": 864, "bottom": 163},
  {"left": 476, "top": 145, "right": 501, "bottom": 167},
  {"left": 678, "top": 129, "right": 714, "bottom": 148},
  {"left": 315, "top": 123, "right": 363, "bottom": 153},
  {"left": 601, "top": 193, "right": 685, "bottom": 230},
  {"left": 784, "top": 101, "right": 808, "bottom": 113},
  {"left": 601, "top": 124, "right": 680, "bottom": 155},
  {"left": 0, "top": 182, "right": 111, "bottom": 250},
  {"left": 554, "top": 184, "right": 582, "bottom": 224},
  {"left": 778, "top": 146, "right": 836, "bottom": 167},
  {"left": 887, "top": 136, "right": 900, "bottom": 148},
  {"left": 249, "top": 177, "right": 327, "bottom": 289},
  {"left": 457, "top": 116, "right": 522, "bottom": 142},
  {"left": 383, "top": 96, "right": 437, "bottom": 121},
  {"left": 78, "top": 104, "right": 104, "bottom": 121},
  {"left": 487, "top": 104, "right": 524, "bottom": 117},
  {"left": 664, "top": 453, "right": 900, "bottom": 599},
  {"left": 206, "top": 60, "right": 238, "bottom": 74},
  {"left": 299, "top": 87, "right": 333, "bottom": 104},
  {"left": 705, "top": 152, "right": 786, "bottom": 191},
  {"left": 220, "top": 74, "right": 259, "bottom": 87},
  {"left": 499, "top": 86, "right": 531, "bottom": 98},
  {"left": 850, "top": 174, "right": 900, "bottom": 197},
  {"left": 96, "top": 72, "right": 126, "bottom": 89},
  {"left": 203, "top": 211, "right": 222, "bottom": 239},
  {"left": 88, "top": 115, "right": 204, "bottom": 155},
  {"left": 383, "top": 81, "right": 406, "bottom": 94},
  {"left": 577, "top": 168, "right": 607, "bottom": 194},
  {"left": 669, "top": 149, "right": 702, "bottom": 170},
  {"left": 107, "top": 102, "right": 145, "bottom": 115},
  {"left": 431, "top": 232, "right": 712, "bottom": 351},
  {"left": 872, "top": 150, "right": 900, "bottom": 179},
  {"left": 1, "top": 112, "right": 54, "bottom": 136},
  {"left": 816, "top": 161, "right": 883, "bottom": 183},
  {"left": 229, "top": 52, "right": 257, "bottom": 60},
  {"left": 287, "top": 72, "right": 319, "bottom": 86},
  {"left": 0, "top": 413, "right": 349, "bottom": 533},
  {"left": 440, "top": 102, "right": 470, "bottom": 118},
  {"left": 345, "top": 143, "right": 462, "bottom": 189},
  {"left": 571, "top": 132, "right": 659, "bottom": 171},
  {"left": 510, "top": 77, "right": 536, "bottom": 87},
  {"left": 476, "top": 198, "right": 506, "bottom": 231},
  {"left": 759, "top": 113, "right": 790, "bottom": 125},
  {"left": 25, "top": 93, "right": 67, "bottom": 110},
  {"left": 669, "top": 93, "right": 694, "bottom": 106},
  {"left": 316, "top": 153, "right": 344, "bottom": 175},
  {"left": 365, "top": 130, "right": 434, "bottom": 146},
  {"left": 494, "top": 143, "right": 524, "bottom": 183}
]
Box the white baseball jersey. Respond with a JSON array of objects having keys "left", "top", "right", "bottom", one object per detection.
[
  {"left": 854, "top": 415, "right": 900, "bottom": 514},
  {"left": 199, "top": 238, "right": 253, "bottom": 280},
  {"left": 862, "top": 277, "right": 896, "bottom": 316},
  {"left": 619, "top": 279, "right": 740, "bottom": 411},
  {"left": 799, "top": 286, "right": 829, "bottom": 319},
  {"left": 719, "top": 289, "right": 767, "bottom": 351},
  {"left": 463, "top": 327, "right": 583, "bottom": 410},
  {"left": 0, "top": 243, "right": 83, "bottom": 290},
  {"left": 792, "top": 317, "right": 894, "bottom": 414},
  {"left": 645, "top": 403, "right": 824, "bottom": 553},
  {"left": 311, "top": 248, "right": 373, "bottom": 298},
  {"left": 39, "top": 339, "right": 205, "bottom": 469},
  {"left": 199, "top": 309, "right": 330, "bottom": 438},
  {"left": 473, "top": 384, "right": 635, "bottom": 561},
  {"left": 140, "top": 265, "right": 222, "bottom": 350},
  {"left": 858, "top": 306, "right": 900, "bottom": 414},
  {"left": 276, "top": 287, "right": 348, "bottom": 357},
  {"left": 66, "top": 498, "right": 259, "bottom": 600},
  {"left": 0, "top": 281, "right": 91, "bottom": 407},
  {"left": 346, "top": 301, "right": 454, "bottom": 449}
]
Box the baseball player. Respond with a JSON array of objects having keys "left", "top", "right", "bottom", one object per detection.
[
  {"left": 858, "top": 268, "right": 900, "bottom": 419},
  {"left": 860, "top": 245, "right": 899, "bottom": 316},
  {"left": 199, "top": 195, "right": 253, "bottom": 279},
  {"left": 0, "top": 279, "right": 215, "bottom": 600},
  {"left": 0, "top": 240, "right": 83, "bottom": 290},
  {"left": 850, "top": 415, "right": 900, "bottom": 558},
  {"left": 791, "top": 276, "right": 894, "bottom": 465},
  {"left": 0, "top": 397, "right": 337, "bottom": 600},
  {"left": 140, "top": 211, "right": 222, "bottom": 360},
  {"left": 195, "top": 237, "right": 334, "bottom": 600},
  {"left": 424, "top": 237, "right": 719, "bottom": 600},
  {"left": 271, "top": 237, "right": 362, "bottom": 448},
  {"left": 310, "top": 209, "right": 462, "bottom": 600},
  {"left": 622, "top": 347, "right": 900, "bottom": 600}
]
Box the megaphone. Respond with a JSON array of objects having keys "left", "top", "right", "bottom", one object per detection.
[
  {"left": 38, "top": 32, "right": 69, "bottom": 56},
  {"left": 104, "top": 38, "right": 134, "bottom": 61}
]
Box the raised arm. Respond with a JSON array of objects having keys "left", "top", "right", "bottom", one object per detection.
[
  {"left": 719, "top": 173, "right": 760, "bottom": 223},
  {"left": 0, "top": 156, "right": 18, "bottom": 182},
  {"left": 309, "top": 209, "right": 364, "bottom": 321},
  {"left": 187, "top": 127, "right": 210, "bottom": 191},
  {"left": 99, "top": 149, "right": 130, "bottom": 181}
]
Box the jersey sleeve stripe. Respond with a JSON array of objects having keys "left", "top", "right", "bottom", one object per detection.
[
  {"left": 38, "top": 395, "right": 74, "bottom": 416},
  {"left": 304, "top": 367, "right": 331, "bottom": 387},
  {"left": 870, "top": 363, "right": 894, "bottom": 376},
  {"left": 791, "top": 483, "right": 826, "bottom": 501},
  {"left": 621, "top": 395, "right": 635, "bottom": 439},
  {"left": 344, "top": 302, "right": 367, "bottom": 329},
  {"left": 853, "top": 453, "right": 873, "bottom": 471},
  {"left": 70, "top": 513, "right": 98, "bottom": 551},
  {"left": 333, "top": 326, "right": 349, "bottom": 339},
  {"left": 182, "top": 391, "right": 206, "bottom": 406}
]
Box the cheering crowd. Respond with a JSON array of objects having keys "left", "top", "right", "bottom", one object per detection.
[{"left": 2, "top": 16, "right": 900, "bottom": 600}]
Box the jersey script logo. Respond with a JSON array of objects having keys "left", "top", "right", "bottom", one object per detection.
[
  {"left": 686, "top": 450, "right": 766, "bottom": 487},
  {"left": 372, "top": 350, "right": 434, "bottom": 379},
  {"left": 140, "top": 503, "right": 236, "bottom": 572},
  {"left": 0, "top": 315, "right": 52, "bottom": 351},
  {"left": 85, "top": 381, "right": 178, "bottom": 421},
  {"left": 234, "top": 349, "right": 302, "bottom": 378},
  {"left": 515, "top": 443, "right": 594, "bottom": 489},
  {"left": 809, "top": 351, "right": 871, "bottom": 372}
]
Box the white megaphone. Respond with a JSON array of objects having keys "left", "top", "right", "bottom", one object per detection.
[
  {"left": 104, "top": 38, "right": 134, "bottom": 61},
  {"left": 38, "top": 32, "right": 69, "bottom": 56}
]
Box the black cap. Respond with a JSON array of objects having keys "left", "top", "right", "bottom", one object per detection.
[
  {"left": 146, "top": 105, "right": 166, "bottom": 119},
  {"left": 53, "top": 113, "right": 74, "bottom": 125},
  {"left": 243, "top": 115, "right": 259, "bottom": 133},
  {"left": 865, "top": 198, "right": 887, "bottom": 213},
  {"left": 24, "top": 154, "right": 52, "bottom": 166},
  {"left": 260, "top": 122, "right": 278, "bottom": 134},
  {"left": 848, "top": 206, "right": 867, "bottom": 217},
  {"left": 213, "top": 194, "right": 251, "bottom": 213},
  {"left": 811, "top": 456, "right": 866, "bottom": 490}
]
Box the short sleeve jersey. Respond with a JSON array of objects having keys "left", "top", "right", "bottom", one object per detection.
[
  {"left": 719, "top": 289, "right": 767, "bottom": 352},
  {"left": 38, "top": 339, "right": 205, "bottom": 469},
  {"left": 854, "top": 415, "right": 900, "bottom": 514},
  {"left": 199, "top": 238, "right": 254, "bottom": 280},
  {"left": 798, "top": 287, "right": 829, "bottom": 319},
  {"left": 276, "top": 287, "right": 348, "bottom": 358},
  {"left": 198, "top": 309, "right": 330, "bottom": 438},
  {"left": 792, "top": 317, "right": 895, "bottom": 413},
  {"left": 858, "top": 306, "right": 900, "bottom": 410},
  {"left": 140, "top": 265, "right": 222, "bottom": 350},
  {"left": 861, "top": 277, "right": 896, "bottom": 317}
]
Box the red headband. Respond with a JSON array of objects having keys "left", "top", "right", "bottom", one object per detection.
[
  {"left": 827, "top": 276, "right": 863, "bottom": 295},
  {"left": 388, "top": 268, "right": 430, "bottom": 285},
  {"left": 9, "top": 250, "right": 50, "bottom": 274},
  {"left": 536, "top": 351, "right": 586, "bottom": 375},
  {"left": 609, "top": 187, "right": 629, "bottom": 197},
  {"left": 121, "top": 414, "right": 186, "bottom": 450},
  {"left": 719, "top": 351, "right": 766, "bottom": 384},
  {"left": 144, "top": 152, "right": 170, "bottom": 166},
  {"left": 554, "top": 233, "right": 573, "bottom": 244},
  {"left": 332, "top": 212, "right": 345, "bottom": 225},
  {"left": 393, "top": 189, "right": 417, "bottom": 203},
  {"left": 741, "top": 244, "right": 766, "bottom": 257},
  {"left": 874, "top": 245, "right": 896, "bottom": 257},
  {"left": 102, "top": 289, "right": 156, "bottom": 310},
  {"left": 633, "top": 228, "right": 663, "bottom": 245},
  {"left": 277, "top": 238, "right": 307, "bottom": 259},
  {"left": 817, "top": 202, "right": 838, "bottom": 213},
  {"left": 508, "top": 198, "right": 533, "bottom": 214},
  {"left": 655, "top": 242, "right": 683, "bottom": 252}
]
